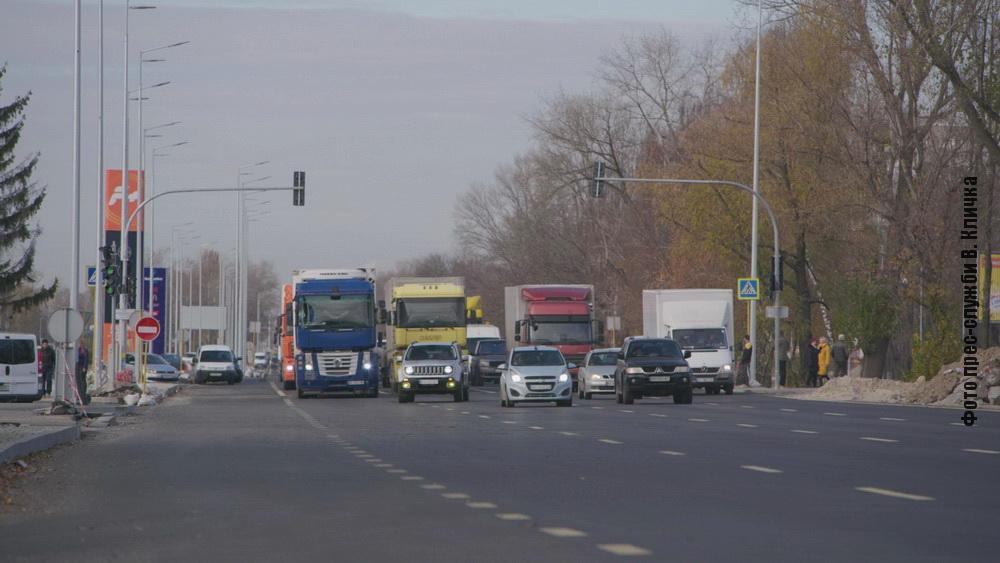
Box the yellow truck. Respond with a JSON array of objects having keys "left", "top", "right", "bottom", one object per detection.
[{"left": 383, "top": 277, "right": 467, "bottom": 390}]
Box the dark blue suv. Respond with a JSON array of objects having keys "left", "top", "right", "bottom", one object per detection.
[{"left": 615, "top": 337, "right": 693, "bottom": 405}]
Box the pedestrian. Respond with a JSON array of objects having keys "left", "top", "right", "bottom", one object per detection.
[
  {"left": 831, "top": 334, "right": 849, "bottom": 377},
  {"left": 806, "top": 338, "right": 819, "bottom": 388},
  {"left": 817, "top": 336, "right": 831, "bottom": 386},
  {"left": 738, "top": 335, "right": 753, "bottom": 386},
  {"left": 76, "top": 340, "right": 91, "bottom": 405},
  {"left": 39, "top": 339, "right": 56, "bottom": 395},
  {"left": 777, "top": 333, "right": 790, "bottom": 387}
]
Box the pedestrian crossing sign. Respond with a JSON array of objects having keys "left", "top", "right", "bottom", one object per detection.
[{"left": 737, "top": 278, "right": 760, "bottom": 301}]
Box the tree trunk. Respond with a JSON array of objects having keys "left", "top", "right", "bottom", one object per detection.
[{"left": 862, "top": 337, "right": 890, "bottom": 379}]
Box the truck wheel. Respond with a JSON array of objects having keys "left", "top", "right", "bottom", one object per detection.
[
  {"left": 723, "top": 383, "right": 734, "bottom": 395},
  {"left": 462, "top": 387, "right": 470, "bottom": 402},
  {"left": 297, "top": 388, "right": 306, "bottom": 399},
  {"left": 673, "top": 388, "right": 694, "bottom": 404},
  {"left": 369, "top": 386, "right": 379, "bottom": 398},
  {"left": 622, "top": 382, "right": 634, "bottom": 405}
]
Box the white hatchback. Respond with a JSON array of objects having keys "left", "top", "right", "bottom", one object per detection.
[{"left": 499, "top": 346, "right": 574, "bottom": 408}]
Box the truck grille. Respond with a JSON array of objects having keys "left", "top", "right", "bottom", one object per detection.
[
  {"left": 411, "top": 365, "right": 447, "bottom": 376},
  {"left": 317, "top": 352, "right": 357, "bottom": 376}
]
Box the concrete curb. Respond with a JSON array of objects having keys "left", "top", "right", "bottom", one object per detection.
[{"left": 0, "top": 424, "right": 80, "bottom": 465}]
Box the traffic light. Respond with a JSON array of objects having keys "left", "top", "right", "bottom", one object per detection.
[
  {"left": 591, "top": 161, "right": 606, "bottom": 198},
  {"left": 100, "top": 245, "right": 120, "bottom": 296},
  {"left": 292, "top": 170, "right": 305, "bottom": 206},
  {"left": 769, "top": 254, "right": 783, "bottom": 297}
]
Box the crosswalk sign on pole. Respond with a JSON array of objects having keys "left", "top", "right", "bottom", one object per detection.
[
  {"left": 737, "top": 277, "right": 760, "bottom": 301},
  {"left": 87, "top": 266, "right": 97, "bottom": 287}
]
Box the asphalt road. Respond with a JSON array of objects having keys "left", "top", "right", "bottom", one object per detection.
[{"left": 2, "top": 379, "right": 998, "bottom": 562}]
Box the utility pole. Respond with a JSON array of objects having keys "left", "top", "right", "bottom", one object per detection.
[{"left": 748, "top": 0, "right": 764, "bottom": 386}]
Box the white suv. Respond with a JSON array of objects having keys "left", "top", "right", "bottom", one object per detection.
[
  {"left": 193, "top": 345, "right": 242, "bottom": 385},
  {"left": 397, "top": 342, "right": 467, "bottom": 403},
  {"left": 0, "top": 333, "right": 43, "bottom": 402}
]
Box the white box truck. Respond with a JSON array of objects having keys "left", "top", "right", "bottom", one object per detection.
[{"left": 642, "top": 289, "right": 735, "bottom": 395}]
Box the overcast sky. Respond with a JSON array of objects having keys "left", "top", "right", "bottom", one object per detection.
[{"left": 2, "top": 0, "right": 741, "bottom": 292}]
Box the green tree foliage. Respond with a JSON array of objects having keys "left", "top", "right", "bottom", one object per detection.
[{"left": 0, "top": 64, "right": 56, "bottom": 320}]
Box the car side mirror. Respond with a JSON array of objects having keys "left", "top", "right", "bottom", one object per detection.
[
  {"left": 462, "top": 355, "right": 470, "bottom": 362},
  {"left": 683, "top": 351, "right": 692, "bottom": 359},
  {"left": 236, "top": 357, "right": 242, "bottom": 362},
  {"left": 498, "top": 363, "right": 507, "bottom": 371}
]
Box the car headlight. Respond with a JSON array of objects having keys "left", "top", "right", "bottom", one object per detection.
[
  {"left": 511, "top": 374, "right": 522, "bottom": 383},
  {"left": 444, "top": 365, "right": 453, "bottom": 374},
  {"left": 558, "top": 373, "right": 569, "bottom": 382},
  {"left": 305, "top": 364, "right": 314, "bottom": 371},
  {"left": 285, "top": 365, "right": 293, "bottom": 372},
  {"left": 674, "top": 366, "right": 689, "bottom": 373},
  {"left": 722, "top": 364, "right": 732, "bottom": 372},
  {"left": 404, "top": 365, "right": 414, "bottom": 375},
  {"left": 590, "top": 374, "right": 603, "bottom": 381},
  {"left": 625, "top": 367, "right": 644, "bottom": 374},
  {"left": 363, "top": 362, "right": 373, "bottom": 370}
]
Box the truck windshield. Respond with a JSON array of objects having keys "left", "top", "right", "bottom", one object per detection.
[
  {"left": 530, "top": 321, "right": 590, "bottom": 344},
  {"left": 511, "top": 350, "right": 565, "bottom": 366},
  {"left": 672, "top": 328, "right": 728, "bottom": 350},
  {"left": 476, "top": 340, "right": 506, "bottom": 355},
  {"left": 406, "top": 345, "right": 457, "bottom": 361},
  {"left": 397, "top": 298, "right": 465, "bottom": 328},
  {"left": 627, "top": 340, "right": 682, "bottom": 359},
  {"left": 297, "top": 294, "right": 373, "bottom": 330}
]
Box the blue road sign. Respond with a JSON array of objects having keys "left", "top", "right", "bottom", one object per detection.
[
  {"left": 87, "top": 266, "right": 97, "bottom": 287},
  {"left": 737, "top": 277, "right": 760, "bottom": 301}
]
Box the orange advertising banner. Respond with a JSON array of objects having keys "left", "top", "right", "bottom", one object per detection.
[{"left": 105, "top": 169, "right": 144, "bottom": 231}]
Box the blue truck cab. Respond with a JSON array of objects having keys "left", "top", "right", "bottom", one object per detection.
[{"left": 293, "top": 268, "right": 381, "bottom": 398}]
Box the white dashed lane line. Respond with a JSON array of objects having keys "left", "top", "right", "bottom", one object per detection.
[
  {"left": 442, "top": 493, "right": 470, "bottom": 500},
  {"left": 401, "top": 476, "right": 424, "bottom": 481},
  {"left": 619, "top": 410, "right": 634, "bottom": 413},
  {"left": 478, "top": 415, "right": 491, "bottom": 419},
  {"left": 949, "top": 422, "right": 965, "bottom": 427},
  {"left": 740, "top": 405, "right": 755, "bottom": 409},
  {"left": 859, "top": 437, "right": 899, "bottom": 443},
  {"left": 540, "top": 527, "right": 588, "bottom": 538},
  {"left": 659, "top": 450, "right": 686, "bottom": 456},
  {"left": 962, "top": 448, "right": 1000, "bottom": 455},
  {"left": 375, "top": 463, "right": 393, "bottom": 468},
  {"left": 648, "top": 413, "right": 667, "bottom": 418},
  {"left": 736, "top": 423, "right": 758, "bottom": 428},
  {"left": 496, "top": 513, "right": 531, "bottom": 521},
  {"left": 599, "top": 544, "right": 653, "bottom": 556},
  {"left": 880, "top": 417, "right": 906, "bottom": 421},
  {"left": 779, "top": 408, "right": 798, "bottom": 412},
  {"left": 687, "top": 418, "right": 710, "bottom": 422},
  {"left": 855, "top": 487, "right": 934, "bottom": 501},
  {"left": 421, "top": 484, "right": 447, "bottom": 490},
  {"left": 591, "top": 406, "right": 605, "bottom": 410},
  {"left": 529, "top": 426, "right": 544, "bottom": 430},
  {"left": 598, "top": 439, "right": 623, "bottom": 445},
  {"left": 790, "top": 429, "right": 818, "bottom": 434},
  {"left": 741, "top": 465, "right": 783, "bottom": 474},
  {"left": 466, "top": 501, "right": 498, "bottom": 509},
  {"left": 501, "top": 420, "right": 517, "bottom": 424},
  {"left": 387, "top": 469, "right": 407, "bottom": 474},
  {"left": 823, "top": 412, "right": 847, "bottom": 417},
  {"left": 559, "top": 431, "right": 579, "bottom": 436}
]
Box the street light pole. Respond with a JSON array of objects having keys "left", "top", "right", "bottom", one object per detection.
[
  {"left": 235, "top": 162, "right": 269, "bottom": 360},
  {"left": 591, "top": 172, "right": 783, "bottom": 390},
  {"left": 748, "top": 0, "right": 764, "bottom": 386},
  {"left": 92, "top": 0, "right": 106, "bottom": 392}
]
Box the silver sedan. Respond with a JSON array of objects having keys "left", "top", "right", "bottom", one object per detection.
[{"left": 578, "top": 348, "right": 620, "bottom": 399}]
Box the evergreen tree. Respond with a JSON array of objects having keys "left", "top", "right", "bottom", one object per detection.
[{"left": 0, "top": 63, "right": 56, "bottom": 317}]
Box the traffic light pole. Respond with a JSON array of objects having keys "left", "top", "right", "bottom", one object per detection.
[
  {"left": 113, "top": 177, "right": 303, "bottom": 383},
  {"left": 591, "top": 171, "right": 783, "bottom": 390}
]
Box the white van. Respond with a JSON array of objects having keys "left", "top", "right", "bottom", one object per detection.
[{"left": 0, "top": 333, "right": 43, "bottom": 402}]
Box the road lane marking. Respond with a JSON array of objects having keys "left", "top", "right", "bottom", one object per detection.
[
  {"left": 779, "top": 408, "right": 798, "bottom": 412},
  {"left": 688, "top": 418, "right": 710, "bottom": 422},
  {"left": 496, "top": 513, "right": 531, "bottom": 521},
  {"left": 598, "top": 544, "right": 652, "bottom": 556},
  {"left": 649, "top": 413, "right": 667, "bottom": 418},
  {"left": 704, "top": 402, "right": 719, "bottom": 406},
  {"left": 823, "top": 412, "right": 847, "bottom": 416},
  {"left": 442, "top": 493, "right": 470, "bottom": 499},
  {"left": 855, "top": 487, "right": 934, "bottom": 501},
  {"left": 502, "top": 420, "right": 517, "bottom": 424},
  {"left": 591, "top": 406, "right": 605, "bottom": 410},
  {"left": 741, "top": 465, "right": 782, "bottom": 474},
  {"left": 466, "top": 501, "right": 497, "bottom": 509},
  {"left": 446, "top": 407, "right": 455, "bottom": 411},
  {"left": 659, "top": 450, "right": 686, "bottom": 456},
  {"left": 364, "top": 459, "right": 382, "bottom": 463},
  {"left": 619, "top": 410, "right": 634, "bottom": 413},
  {"left": 472, "top": 388, "right": 497, "bottom": 394},
  {"left": 880, "top": 417, "right": 906, "bottom": 421},
  {"left": 859, "top": 437, "right": 898, "bottom": 443},
  {"left": 790, "top": 429, "right": 818, "bottom": 434},
  {"left": 421, "top": 484, "right": 446, "bottom": 490},
  {"left": 355, "top": 454, "right": 374, "bottom": 458},
  {"left": 540, "top": 527, "right": 588, "bottom": 538},
  {"left": 461, "top": 411, "right": 470, "bottom": 415},
  {"left": 598, "top": 439, "right": 623, "bottom": 444},
  {"left": 283, "top": 398, "right": 294, "bottom": 407},
  {"left": 529, "top": 426, "right": 544, "bottom": 430},
  {"left": 269, "top": 381, "right": 287, "bottom": 397},
  {"left": 401, "top": 476, "right": 424, "bottom": 481},
  {"left": 559, "top": 431, "right": 579, "bottom": 436},
  {"left": 387, "top": 469, "right": 407, "bottom": 474},
  {"left": 737, "top": 423, "right": 758, "bottom": 428},
  {"left": 962, "top": 448, "right": 1000, "bottom": 454},
  {"left": 950, "top": 422, "right": 964, "bottom": 426},
  {"left": 375, "top": 463, "right": 393, "bottom": 468},
  {"left": 478, "top": 415, "right": 491, "bottom": 419},
  {"left": 740, "top": 405, "right": 755, "bottom": 409}
]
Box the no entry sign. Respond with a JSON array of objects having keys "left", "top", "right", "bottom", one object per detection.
[{"left": 135, "top": 315, "right": 161, "bottom": 342}]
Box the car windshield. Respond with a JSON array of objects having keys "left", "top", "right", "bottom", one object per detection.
[
  {"left": 588, "top": 352, "right": 618, "bottom": 366},
  {"left": 627, "top": 340, "right": 682, "bottom": 359},
  {"left": 200, "top": 350, "right": 233, "bottom": 363},
  {"left": 297, "top": 294, "right": 373, "bottom": 330},
  {"left": 672, "top": 328, "right": 728, "bottom": 350},
  {"left": 529, "top": 321, "right": 591, "bottom": 344},
  {"left": 146, "top": 354, "right": 169, "bottom": 366},
  {"left": 396, "top": 298, "right": 466, "bottom": 329},
  {"left": 406, "top": 345, "right": 457, "bottom": 361},
  {"left": 0, "top": 339, "right": 35, "bottom": 365},
  {"left": 476, "top": 341, "right": 506, "bottom": 355},
  {"left": 511, "top": 350, "right": 565, "bottom": 366}
]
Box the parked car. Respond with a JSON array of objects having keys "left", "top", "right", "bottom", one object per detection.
[
  {"left": 614, "top": 337, "right": 693, "bottom": 405},
  {"left": 578, "top": 347, "right": 620, "bottom": 399},
  {"left": 193, "top": 345, "right": 242, "bottom": 385},
  {"left": 0, "top": 333, "right": 43, "bottom": 403},
  {"left": 468, "top": 339, "right": 507, "bottom": 386},
  {"left": 397, "top": 342, "right": 467, "bottom": 403},
  {"left": 161, "top": 353, "right": 183, "bottom": 371},
  {"left": 141, "top": 353, "right": 180, "bottom": 382},
  {"left": 499, "top": 346, "right": 575, "bottom": 408}
]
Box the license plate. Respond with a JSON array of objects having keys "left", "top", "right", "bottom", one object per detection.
[
  {"left": 419, "top": 379, "right": 438, "bottom": 385},
  {"left": 0, "top": 383, "right": 7, "bottom": 391},
  {"left": 649, "top": 375, "right": 671, "bottom": 382},
  {"left": 211, "top": 373, "right": 222, "bottom": 377},
  {"left": 697, "top": 377, "right": 713, "bottom": 383},
  {"left": 348, "top": 380, "right": 364, "bottom": 385},
  {"left": 528, "top": 384, "right": 549, "bottom": 391}
]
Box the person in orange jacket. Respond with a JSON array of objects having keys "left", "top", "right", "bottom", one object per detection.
[{"left": 817, "top": 336, "right": 832, "bottom": 385}]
